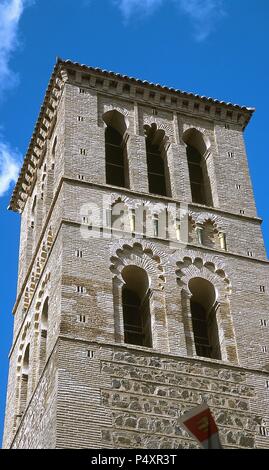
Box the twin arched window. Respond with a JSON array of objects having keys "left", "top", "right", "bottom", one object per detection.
[
  {"left": 120, "top": 265, "right": 221, "bottom": 360},
  {"left": 103, "top": 113, "right": 213, "bottom": 205}
]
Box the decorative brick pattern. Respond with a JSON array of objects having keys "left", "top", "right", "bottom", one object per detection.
[{"left": 3, "top": 61, "right": 269, "bottom": 449}]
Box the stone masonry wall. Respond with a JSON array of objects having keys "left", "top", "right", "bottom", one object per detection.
[{"left": 55, "top": 339, "right": 269, "bottom": 449}]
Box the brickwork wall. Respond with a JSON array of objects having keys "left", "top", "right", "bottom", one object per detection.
[
  {"left": 2, "top": 232, "right": 63, "bottom": 448},
  {"left": 4, "top": 66, "right": 269, "bottom": 449},
  {"left": 55, "top": 339, "right": 269, "bottom": 449}
]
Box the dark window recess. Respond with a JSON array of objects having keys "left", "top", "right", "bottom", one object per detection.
[
  {"left": 189, "top": 278, "right": 221, "bottom": 360},
  {"left": 122, "top": 287, "right": 152, "bottom": 348},
  {"left": 109, "top": 81, "right": 117, "bottom": 89},
  {"left": 191, "top": 299, "right": 221, "bottom": 360},
  {"left": 260, "top": 426, "right": 268, "bottom": 437},
  {"left": 96, "top": 78, "right": 103, "bottom": 87},
  {"left": 136, "top": 88, "right": 144, "bottom": 97},
  {"left": 123, "top": 84, "right": 130, "bottom": 93},
  {"left": 191, "top": 301, "right": 212, "bottom": 358},
  {"left": 105, "top": 126, "right": 126, "bottom": 188},
  {"left": 187, "top": 145, "right": 206, "bottom": 205},
  {"left": 146, "top": 141, "right": 167, "bottom": 196}
]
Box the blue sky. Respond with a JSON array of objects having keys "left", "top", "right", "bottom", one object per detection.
[{"left": 0, "top": 0, "right": 269, "bottom": 445}]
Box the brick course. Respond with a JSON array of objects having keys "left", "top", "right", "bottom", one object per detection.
[{"left": 3, "top": 60, "right": 269, "bottom": 448}]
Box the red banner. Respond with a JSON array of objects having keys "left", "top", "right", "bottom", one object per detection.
[{"left": 180, "top": 403, "right": 222, "bottom": 449}]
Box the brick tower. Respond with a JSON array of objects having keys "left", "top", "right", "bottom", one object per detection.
[{"left": 3, "top": 59, "right": 269, "bottom": 449}]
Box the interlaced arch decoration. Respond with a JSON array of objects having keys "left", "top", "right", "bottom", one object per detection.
[
  {"left": 108, "top": 197, "right": 178, "bottom": 244},
  {"left": 23, "top": 227, "right": 53, "bottom": 312},
  {"left": 186, "top": 212, "right": 228, "bottom": 249},
  {"left": 14, "top": 270, "right": 51, "bottom": 432},
  {"left": 110, "top": 241, "right": 166, "bottom": 291},
  {"left": 14, "top": 320, "right": 31, "bottom": 431},
  {"left": 175, "top": 253, "right": 238, "bottom": 363},
  {"left": 109, "top": 193, "right": 136, "bottom": 211},
  {"left": 195, "top": 213, "right": 228, "bottom": 232},
  {"left": 110, "top": 193, "right": 176, "bottom": 218},
  {"left": 110, "top": 241, "right": 169, "bottom": 350},
  {"left": 17, "top": 321, "right": 31, "bottom": 377},
  {"left": 175, "top": 252, "right": 232, "bottom": 296},
  {"left": 33, "top": 272, "right": 51, "bottom": 333}
]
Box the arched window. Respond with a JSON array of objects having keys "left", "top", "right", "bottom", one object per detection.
[
  {"left": 122, "top": 265, "right": 152, "bottom": 347},
  {"left": 189, "top": 278, "right": 221, "bottom": 360},
  {"left": 30, "top": 195, "right": 37, "bottom": 229},
  {"left": 19, "top": 344, "right": 30, "bottom": 416},
  {"left": 103, "top": 110, "right": 129, "bottom": 188},
  {"left": 183, "top": 128, "right": 212, "bottom": 206},
  {"left": 144, "top": 124, "right": 170, "bottom": 197},
  {"left": 52, "top": 136, "right": 57, "bottom": 170},
  {"left": 39, "top": 297, "right": 48, "bottom": 372}
]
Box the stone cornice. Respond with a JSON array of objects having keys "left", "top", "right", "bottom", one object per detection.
[
  {"left": 61, "top": 57, "right": 255, "bottom": 118},
  {"left": 8, "top": 60, "right": 67, "bottom": 213},
  {"left": 9, "top": 58, "right": 255, "bottom": 214}
]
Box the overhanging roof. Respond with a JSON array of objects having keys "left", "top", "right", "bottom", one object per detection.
[{"left": 9, "top": 57, "right": 255, "bottom": 213}]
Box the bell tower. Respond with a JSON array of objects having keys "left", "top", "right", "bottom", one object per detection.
[{"left": 3, "top": 59, "right": 269, "bottom": 449}]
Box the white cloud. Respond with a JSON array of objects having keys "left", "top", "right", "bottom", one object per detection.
[
  {"left": 114, "top": 0, "right": 226, "bottom": 40},
  {"left": 114, "top": 0, "right": 164, "bottom": 21},
  {"left": 0, "top": 0, "right": 30, "bottom": 92},
  {"left": 0, "top": 1, "right": 32, "bottom": 197},
  {"left": 177, "top": 0, "right": 226, "bottom": 41},
  {"left": 0, "top": 140, "right": 21, "bottom": 197}
]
